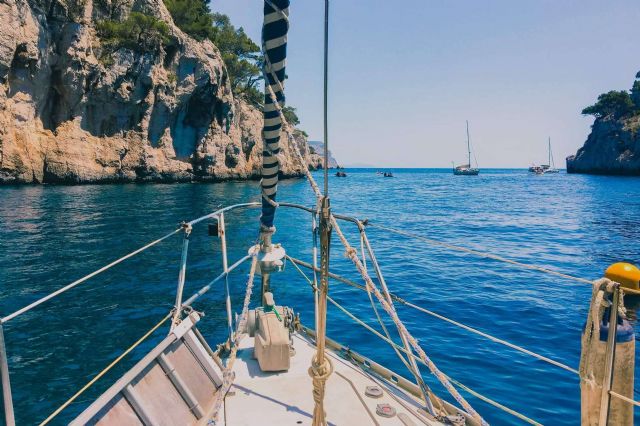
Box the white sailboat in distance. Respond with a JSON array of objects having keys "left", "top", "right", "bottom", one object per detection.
[
  {"left": 453, "top": 121, "right": 480, "bottom": 175},
  {"left": 529, "top": 137, "right": 559, "bottom": 174}
]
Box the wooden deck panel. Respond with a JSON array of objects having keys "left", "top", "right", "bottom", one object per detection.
[
  {"left": 129, "top": 361, "right": 197, "bottom": 424},
  {"left": 165, "top": 340, "right": 217, "bottom": 411},
  {"left": 72, "top": 314, "right": 223, "bottom": 426},
  {"left": 91, "top": 395, "right": 143, "bottom": 426}
]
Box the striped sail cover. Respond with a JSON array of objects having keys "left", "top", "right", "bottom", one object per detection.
[{"left": 260, "top": 0, "right": 290, "bottom": 228}]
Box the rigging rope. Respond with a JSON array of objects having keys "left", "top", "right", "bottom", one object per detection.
[
  {"left": 369, "top": 223, "right": 595, "bottom": 286},
  {"left": 330, "top": 216, "right": 487, "bottom": 424},
  {"left": 369, "top": 224, "right": 640, "bottom": 297},
  {"left": 260, "top": 5, "right": 484, "bottom": 419},
  {"left": 287, "top": 256, "right": 579, "bottom": 376},
  {"left": 322, "top": 289, "right": 541, "bottom": 425},
  {"left": 609, "top": 390, "right": 640, "bottom": 408},
  {"left": 263, "top": 60, "right": 485, "bottom": 421},
  {"left": 287, "top": 254, "right": 419, "bottom": 389},
  {"left": 208, "top": 256, "right": 258, "bottom": 425}
]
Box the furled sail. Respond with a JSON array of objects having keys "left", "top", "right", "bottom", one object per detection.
[{"left": 260, "top": 0, "right": 290, "bottom": 229}]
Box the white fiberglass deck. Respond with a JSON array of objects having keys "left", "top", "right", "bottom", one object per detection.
[{"left": 224, "top": 331, "right": 445, "bottom": 426}]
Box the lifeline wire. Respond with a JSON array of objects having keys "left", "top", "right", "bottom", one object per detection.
[
  {"left": 287, "top": 256, "right": 578, "bottom": 375},
  {"left": 39, "top": 312, "right": 173, "bottom": 425}
]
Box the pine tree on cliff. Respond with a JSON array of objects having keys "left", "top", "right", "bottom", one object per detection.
[
  {"left": 582, "top": 72, "right": 640, "bottom": 120},
  {"left": 567, "top": 71, "right": 640, "bottom": 175}
]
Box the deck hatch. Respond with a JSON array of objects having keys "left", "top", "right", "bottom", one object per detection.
[{"left": 71, "top": 313, "right": 222, "bottom": 426}]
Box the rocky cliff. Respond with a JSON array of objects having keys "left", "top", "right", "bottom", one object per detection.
[
  {"left": 567, "top": 74, "right": 640, "bottom": 175},
  {"left": 0, "top": 0, "right": 322, "bottom": 183},
  {"left": 307, "top": 140, "right": 338, "bottom": 168}
]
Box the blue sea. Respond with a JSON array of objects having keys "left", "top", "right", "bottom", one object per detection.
[{"left": 1, "top": 168, "right": 640, "bottom": 425}]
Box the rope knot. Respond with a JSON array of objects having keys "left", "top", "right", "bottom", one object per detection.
[
  {"left": 345, "top": 247, "right": 357, "bottom": 259},
  {"left": 308, "top": 355, "right": 334, "bottom": 406}
]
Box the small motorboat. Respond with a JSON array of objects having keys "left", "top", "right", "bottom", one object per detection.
[
  {"left": 531, "top": 165, "right": 545, "bottom": 175},
  {"left": 383, "top": 172, "right": 394, "bottom": 177},
  {"left": 335, "top": 171, "right": 347, "bottom": 177}
]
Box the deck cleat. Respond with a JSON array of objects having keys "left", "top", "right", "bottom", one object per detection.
[
  {"left": 376, "top": 403, "right": 397, "bottom": 418},
  {"left": 444, "top": 413, "right": 466, "bottom": 426},
  {"left": 365, "top": 385, "right": 383, "bottom": 398}
]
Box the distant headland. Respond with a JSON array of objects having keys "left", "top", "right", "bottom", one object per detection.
[{"left": 567, "top": 72, "right": 640, "bottom": 175}]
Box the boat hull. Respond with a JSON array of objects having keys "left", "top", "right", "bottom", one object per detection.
[{"left": 453, "top": 168, "right": 480, "bottom": 176}]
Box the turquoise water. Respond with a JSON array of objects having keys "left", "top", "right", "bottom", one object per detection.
[{"left": 1, "top": 168, "right": 640, "bottom": 425}]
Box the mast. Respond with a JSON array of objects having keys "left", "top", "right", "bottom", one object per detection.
[
  {"left": 311, "top": 1, "right": 332, "bottom": 425},
  {"left": 259, "top": 0, "right": 290, "bottom": 233},
  {"left": 466, "top": 120, "right": 471, "bottom": 167}
]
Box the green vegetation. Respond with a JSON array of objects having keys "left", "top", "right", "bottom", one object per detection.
[
  {"left": 293, "top": 128, "right": 308, "bottom": 139},
  {"left": 282, "top": 106, "right": 300, "bottom": 126},
  {"left": 97, "top": 12, "right": 172, "bottom": 54},
  {"left": 162, "top": 0, "right": 213, "bottom": 41},
  {"left": 95, "top": 2, "right": 306, "bottom": 127},
  {"left": 164, "top": 0, "right": 262, "bottom": 103},
  {"left": 582, "top": 91, "right": 636, "bottom": 119},
  {"left": 631, "top": 80, "right": 640, "bottom": 106},
  {"left": 583, "top": 72, "right": 640, "bottom": 120}
]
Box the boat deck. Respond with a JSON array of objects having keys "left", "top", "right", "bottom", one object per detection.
[{"left": 224, "top": 331, "right": 444, "bottom": 426}]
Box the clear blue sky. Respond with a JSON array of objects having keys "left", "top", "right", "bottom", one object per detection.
[{"left": 213, "top": 0, "right": 639, "bottom": 168}]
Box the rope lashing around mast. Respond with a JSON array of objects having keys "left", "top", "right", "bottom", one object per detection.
[
  {"left": 309, "top": 353, "right": 334, "bottom": 425},
  {"left": 259, "top": 0, "right": 290, "bottom": 226},
  {"left": 208, "top": 256, "right": 258, "bottom": 425}
]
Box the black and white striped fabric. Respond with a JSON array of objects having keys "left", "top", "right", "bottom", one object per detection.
[{"left": 260, "top": 0, "right": 290, "bottom": 229}]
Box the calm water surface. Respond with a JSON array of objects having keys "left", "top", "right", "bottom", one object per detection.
[{"left": 1, "top": 169, "right": 640, "bottom": 425}]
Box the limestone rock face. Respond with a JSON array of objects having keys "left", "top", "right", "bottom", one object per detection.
[
  {"left": 567, "top": 116, "right": 640, "bottom": 175},
  {"left": 307, "top": 140, "right": 338, "bottom": 168},
  {"left": 567, "top": 73, "right": 640, "bottom": 176},
  {"left": 0, "top": 0, "right": 323, "bottom": 183}
]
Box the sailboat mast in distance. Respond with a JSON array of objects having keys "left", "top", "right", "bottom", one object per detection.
[
  {"left": 466, "top": 120, "right": 471, "bottom": 168},
  {"left": 453, "top": 121, "right": 479, "bottom": 175}
]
